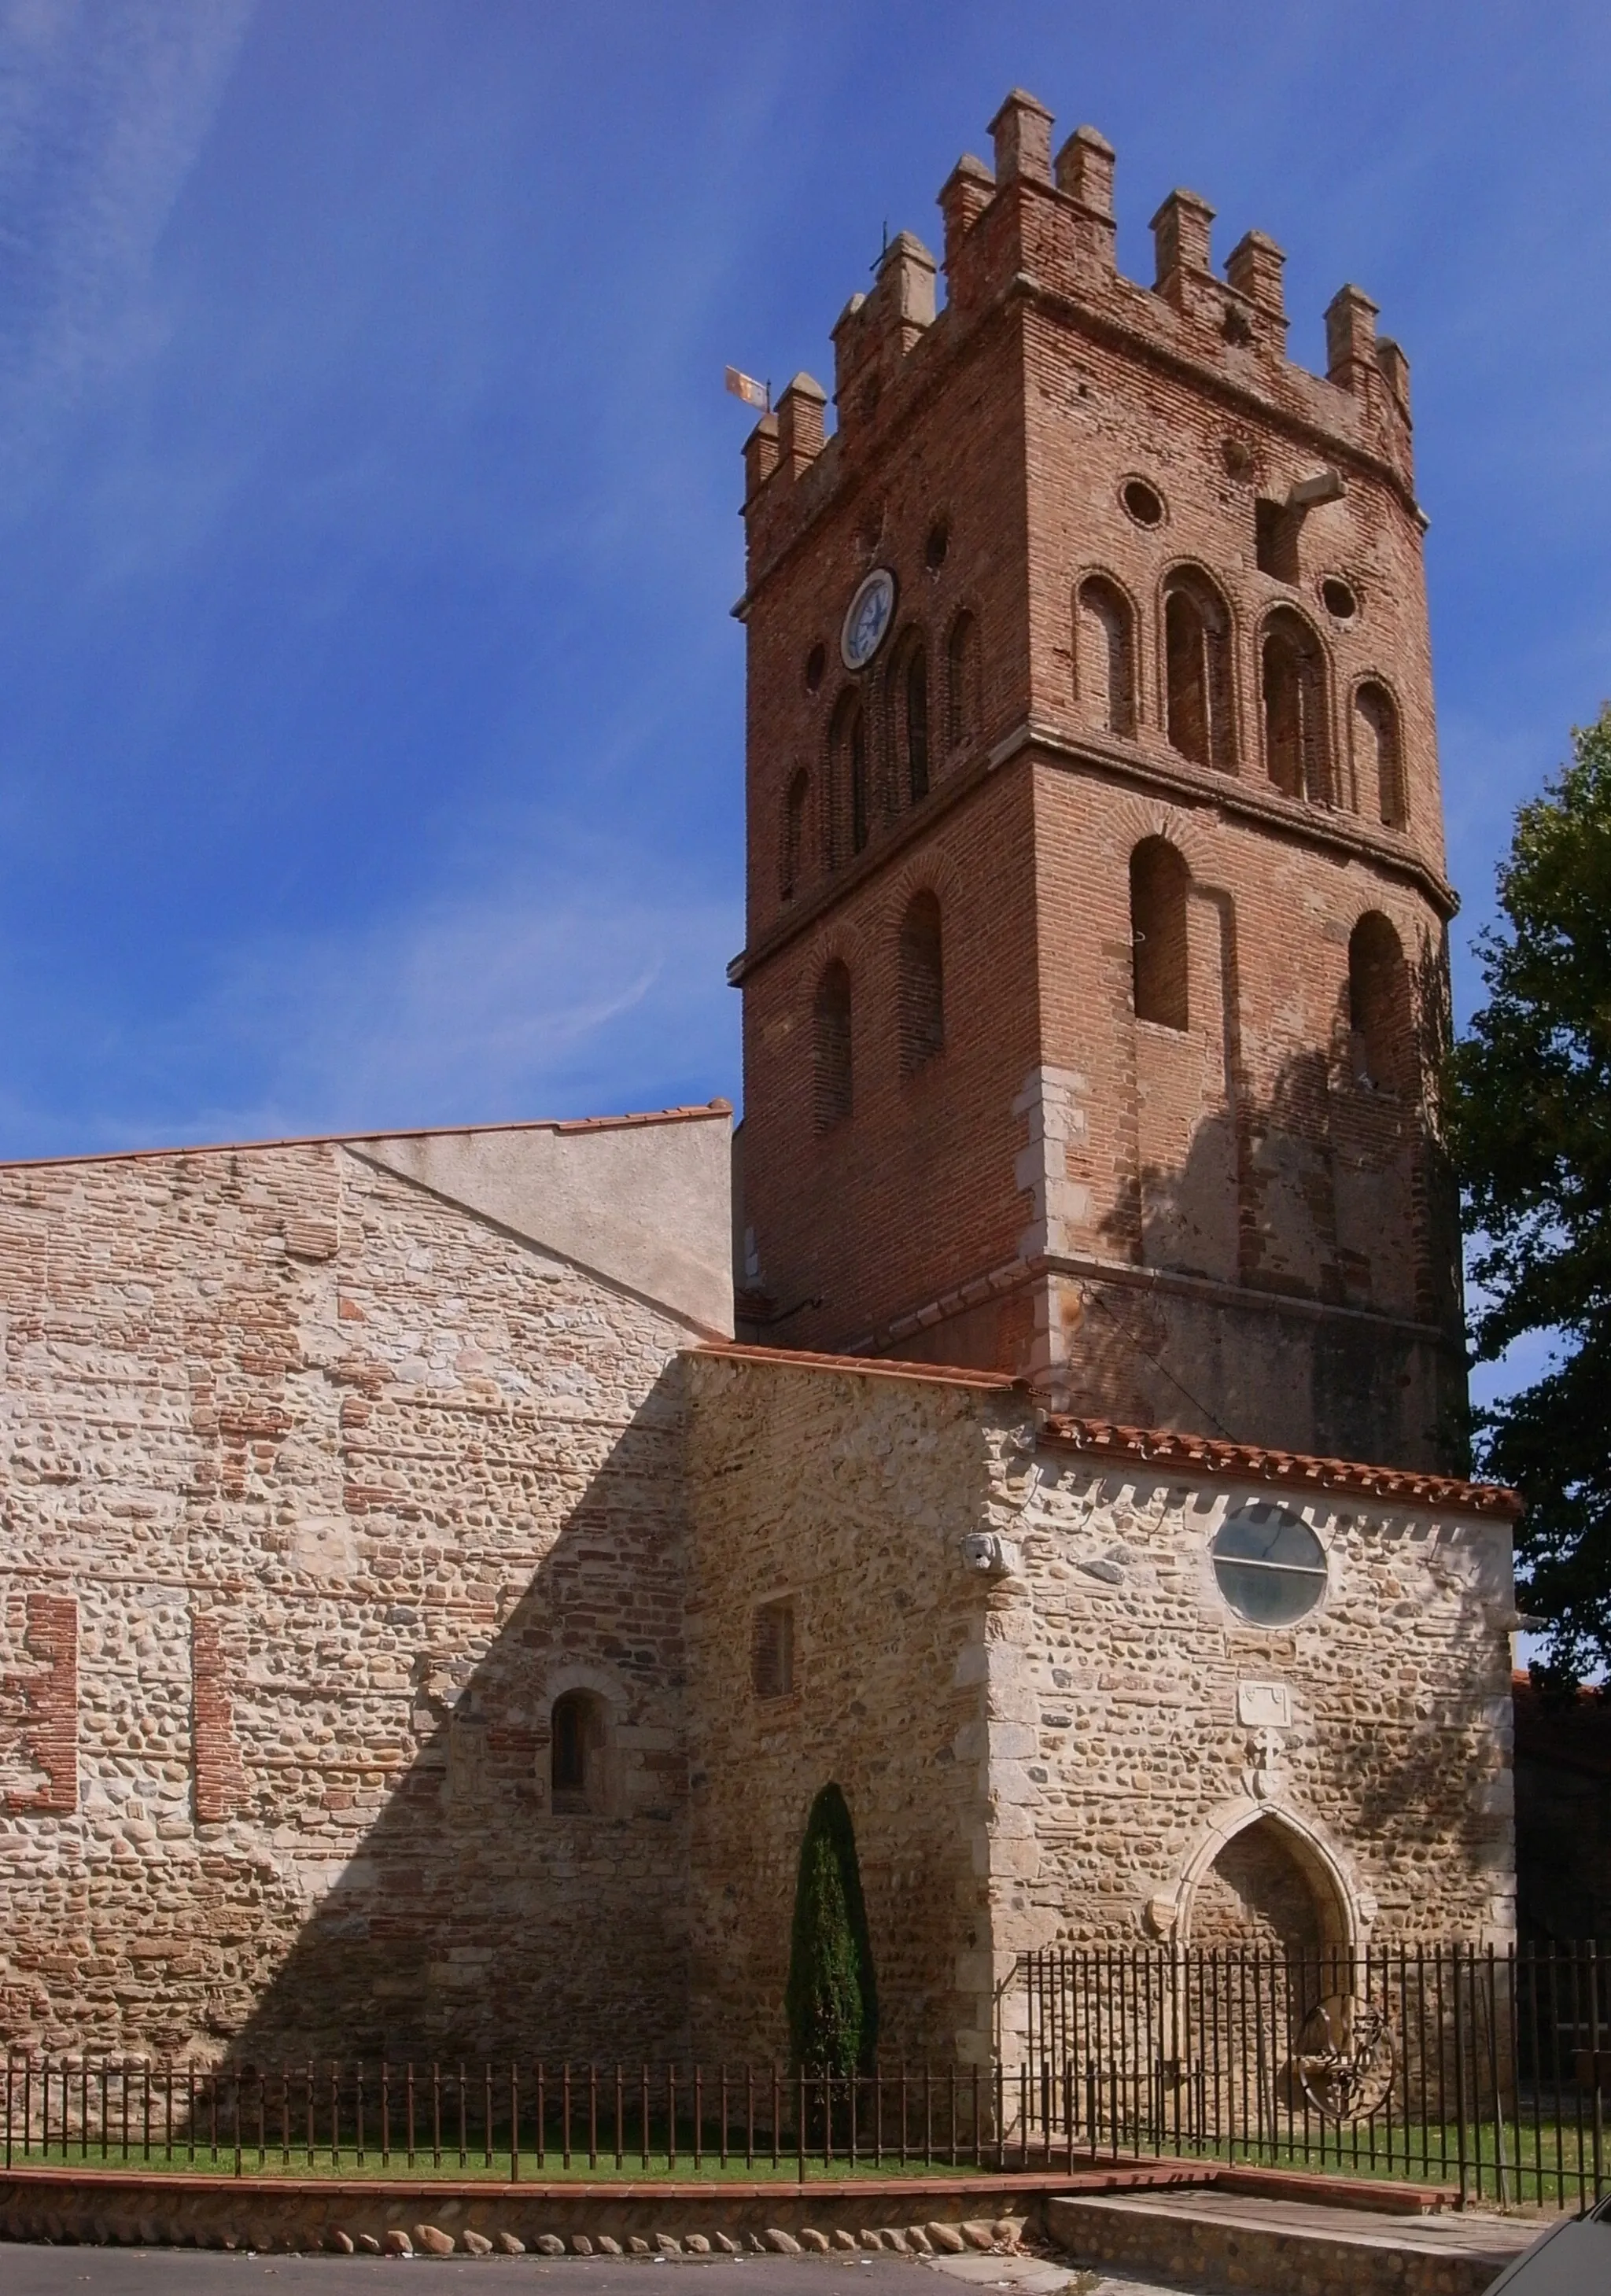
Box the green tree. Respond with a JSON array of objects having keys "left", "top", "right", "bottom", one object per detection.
[
  {"left": 783, "top": 1782, "right": 879, "bottom": 2073},
  {"left": 1447, "top": 708, "right": 1611, "bottom": 1682}
]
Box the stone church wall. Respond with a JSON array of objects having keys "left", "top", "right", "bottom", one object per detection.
[
  {"left": 992, "top": 1432, "right": 1518, "bottom": 1988},
  {"left": 0, "top": 1118, "right": 728, "bottom": 2062},
  {"left": 684, "top": 1347, "right": 1032, "bottom": 2069}
]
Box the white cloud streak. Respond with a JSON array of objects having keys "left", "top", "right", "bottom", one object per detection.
[{"left": 0, "top": 0, "right": 253, "bottom": 481}]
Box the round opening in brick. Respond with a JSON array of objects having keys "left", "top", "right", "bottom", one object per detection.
[
  {"left": 1121, "top": 478, "right": 1165, "bottom": 529},
  {"left": 1321, "top": 576, "right": 1358, "bottom": 621},
  {"left": 1211, "top": 1503, "right": 1328, "bottom": 1626},
  {"left": 924, "top": 519, "right": 949, "bottom": 573},
  {"left": 804, "top": 641, "right": 826, "bottom": 693}
]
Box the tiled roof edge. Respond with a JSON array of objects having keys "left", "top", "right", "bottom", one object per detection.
[
  {"left": 0, "top": 1101, "right": 733, "bottom": 1176},
  {"left": 1040, "top": 1414, "right": 1524, "bottom": 1518}
]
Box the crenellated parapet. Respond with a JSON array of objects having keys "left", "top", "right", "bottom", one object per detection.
[{"left": 740, "top": 85, "right": 1417, "bottom": 571}]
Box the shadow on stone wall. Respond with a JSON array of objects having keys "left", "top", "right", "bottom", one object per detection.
[{"left": 205, "top": 1366, "right": 691, "bottom": 2069}]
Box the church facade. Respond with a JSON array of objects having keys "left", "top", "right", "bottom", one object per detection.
[{"left": 0, "top": 90, "right": 1518, "bottom": 2070}]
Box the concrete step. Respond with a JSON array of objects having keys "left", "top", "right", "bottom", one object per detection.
[{"left": 1047, "top": 2188, "right": 1541, "bottom": 2296}]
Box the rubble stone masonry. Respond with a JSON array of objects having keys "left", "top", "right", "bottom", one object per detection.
[{"left": 0, "top": 1119, "right": 728, "bottom": 2060}]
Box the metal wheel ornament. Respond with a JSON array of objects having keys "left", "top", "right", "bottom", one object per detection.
[{"left": 1295, "top": 1993, "right": 1395, "bottom": 2120}]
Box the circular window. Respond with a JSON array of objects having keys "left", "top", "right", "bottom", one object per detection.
[
  {"left": 924, "top": 519, "right": 950, "bottom": 573},
  {"left": 1320, "top": 577, "right": 1358, "bottom": 621},
  {"left": 804, "top": 642, "right": 826, "bottom": 694},
  {"left": 1211, "top": 1503, "right": 1328, "bottom": 1626},
  {"left": 1122, "top": 479, "right": 1165, "bottom": 529}
]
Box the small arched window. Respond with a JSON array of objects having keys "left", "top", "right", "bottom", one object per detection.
[
  {"left": 813, "top": 960, "right": 853, "bottom": 1131},
  {"left": 905, "top": 645, "right": 930, "bottom": 802},
  {"left": 1130, "top": 838, "right": 1191, "bottom": 1030},
  {"left": 1354, "top": 682, "right": 1406, "bottom": 829},
  {"left": 780, "top": 768, "right": 809, "bottom": 902},
  {"left": 1163, "top": 573, "right": 1234, "bottom": 770},
  {"left": 1076, "top": 576, "right": 1136, "bottom": 736},
  {"left": 946, "top": 611, "right": 979, "bottom": 750},
  {"left": 551, "top": 1690, "right": 606, "bottom": 1815},
  {"left": 1262, "top": 610, "right": 1330, "bottom": 804},
  {"left": 898, "top": 891, "right": 945, "bottom": 1075},
  {"left": 1348, "top": 912, "right": 1414, "bottom": 1093}
]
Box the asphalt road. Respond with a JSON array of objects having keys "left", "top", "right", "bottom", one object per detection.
[{"left": 0, "top": 2252, "right": 1197, "bottom": 2296}]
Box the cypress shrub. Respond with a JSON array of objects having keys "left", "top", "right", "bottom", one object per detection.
[{"left": 783, "top": 1781, "right": 879, "bottom": 2073}]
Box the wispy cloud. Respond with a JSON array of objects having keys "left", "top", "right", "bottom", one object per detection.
[
  {"left": 0, "top": 0, "right": 253, "bottom": 485},
  {"left": 89, "top": 823, "right": 741, "bottom": 1149}
]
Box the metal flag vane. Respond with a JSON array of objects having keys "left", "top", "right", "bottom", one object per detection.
[{"left": 724, "top": 367, "right": 769, "bottom": 411}]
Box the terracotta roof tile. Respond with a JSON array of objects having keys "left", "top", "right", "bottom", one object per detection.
[{"left": 1040, "top": 1413, "right": 1523, "bottom": 1518}]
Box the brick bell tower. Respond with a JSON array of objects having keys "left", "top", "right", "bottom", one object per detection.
[{"left": 730, "top": 87, "right": 1465, "bottom": 1472}]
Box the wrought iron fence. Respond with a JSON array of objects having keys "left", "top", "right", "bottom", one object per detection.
[
  {"left": 0, "top": 2056, "right": 1021, "bottom": 2180},
  {"left": 1016, "top": 1940, "right": 1611, "bottom": 2209}
]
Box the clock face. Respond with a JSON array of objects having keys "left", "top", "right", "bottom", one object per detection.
[{"left": 841, "top": 568, "right": 897, "bottom": 672}]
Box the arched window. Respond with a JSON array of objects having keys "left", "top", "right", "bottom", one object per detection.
[
  {"left": 946, "top": 611, "right": 979, "bottom": 750},
  {"left": 828, "top": 693, "right": 868, "bottom": 868},
  {"left": 780, "top": 768, "right": 809, "bottom": 902},
  {"left": 551, "top": 1690, "right": 606, "bottom": 1815},
  {"left": 1354, "top": 682, "right": 1406, "bottom": 829},
  {"left": 898, "top": 891, "right": 945, "bottom": 1074},
  {"left": 1347, "top": 912, "right": 1414, "bottom": 1093},
  {"left": 905, "top": 645, "right": 930, "bottom": 802},
  {"left": 1262, "top": 609, "right": 1330, "bottom": 804},
  {"left": 813, "top": 960, "right": 853, "bottom": 1131},
  {"left": 1076, "top": 575, "right": 1136, "bottom": 736},
  {"left": 1130, "top": 838, "right": 1191, "bottom": 1030},
  {"left": 1163, "top": 573, "right": 1234, "bottom": 770}
]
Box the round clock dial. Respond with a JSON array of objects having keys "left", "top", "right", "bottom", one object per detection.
[{"left": 841, "top": 568, "right": 897, "bottom": 672}]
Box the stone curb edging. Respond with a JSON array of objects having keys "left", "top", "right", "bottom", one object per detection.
[{"left": 0, "top": 2161, "right": 1461, "bottom": 2258}]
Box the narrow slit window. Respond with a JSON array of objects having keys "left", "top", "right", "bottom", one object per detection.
[
  {"left": 752, "top": 1598, "right": 794, "bottom": 1699},
  {"left": 813, "top": 961, "right": 853, "bottom": 1131},
  {"left": 550, "top": 1690, "right": 606, "bottom": 1815},
  {"left": 905, "top": 647, "right": 930, "bottom": 802},
  {"left": 1348, "top": 912, "right": 1414, "bottom": 1093},
  {"left": 1077, "top": 577, "right": 1136, "bottom": 736},
  {"left": 946, "top": 611, "right": 979, "bottom": 749},
  {"left": 780, "top": 768, "right": 809, "bottom": 901},
  {"left": 1130, "top": 838, "right": 1191, "bottom": 1030},
  {"left": 898, "top": 891, "right": 945, "bottom": 1074},
  {"left": 1163, "top": 574, "right": 1233, "bottom": 771},
  {"left": 1263, "top": 610, "right": 1330, "bottom": 805},
  {"left": 1355, "top": 682, "right": 1406, "bottom": 829}
]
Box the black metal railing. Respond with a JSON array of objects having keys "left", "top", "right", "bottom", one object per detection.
[
  {"left": 0, "top": 2057, "right": 1023, "bottom": 2180},
  {"left": 1017, "top": 1940, "right": 1611, "bottom": 2209}
]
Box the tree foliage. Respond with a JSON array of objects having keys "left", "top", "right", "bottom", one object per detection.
[
  {"left": 1447, "top": 708, "right": 1611, "bottom": 1681},
  {"left": 783, "top": 1782, "right": 878, "bottom": 2073}
]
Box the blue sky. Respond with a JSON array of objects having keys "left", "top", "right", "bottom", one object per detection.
[{"left": 0, "top": 0, "right": 1606, "bottom": 1196}]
